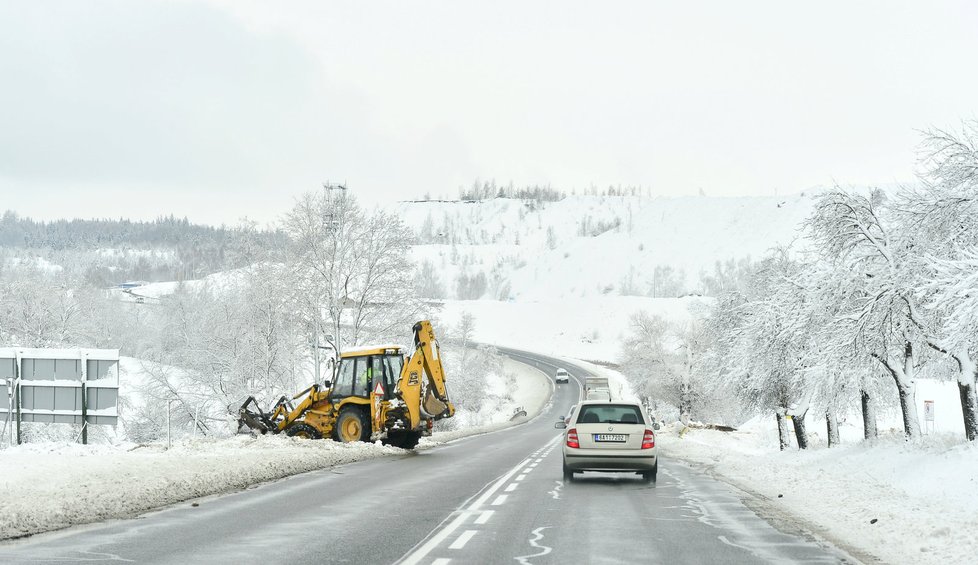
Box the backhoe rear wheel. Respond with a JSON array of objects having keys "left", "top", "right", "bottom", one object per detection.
[
  {"left": 285, "top": 423, "right": 322, "bottom": 439},
  {"left": 333, "top": 406, "right": 371, "bottom": 443}
]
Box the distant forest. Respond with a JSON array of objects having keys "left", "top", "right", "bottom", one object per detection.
[{"left": 0, "top": 210, "right": 287, "bottom": 285}]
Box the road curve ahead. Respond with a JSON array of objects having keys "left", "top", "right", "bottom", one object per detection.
[{"left": 0, "top": 347, "right": 856, "bottom": 564}]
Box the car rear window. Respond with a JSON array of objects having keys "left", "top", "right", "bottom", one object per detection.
[{"left": 576, "top": 404, "right": 644, "bottom": 425}]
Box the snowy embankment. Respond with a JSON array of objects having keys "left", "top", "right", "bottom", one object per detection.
[
  {"left": 658, "top": 422, "right": 978, "bottom": 565},
  {"left": 0, "top": 358, "right": 550, "bottom": 540}
]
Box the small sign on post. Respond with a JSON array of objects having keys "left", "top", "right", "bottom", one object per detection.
[{"left": 924, "top": 400, "right": 935, "bottom": 434}]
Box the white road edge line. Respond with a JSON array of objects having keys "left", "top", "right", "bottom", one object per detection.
[
  {"left": 397, "top": 458, "right": 532, "bottom": 565},
  {"left": 449, "top": 530, "right": 478, "bottom": 550}
]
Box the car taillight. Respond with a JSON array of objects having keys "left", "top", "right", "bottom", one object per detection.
[
  {"left": 566, "top": 428, "right": 580, "bottom": 449},
  {"left": 641, "top": 430, "right": 655, "bottom": 449}
]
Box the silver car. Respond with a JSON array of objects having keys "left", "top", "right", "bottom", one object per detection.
[{"left": 556, "top": 400, "right": 658, "bottom": 482}]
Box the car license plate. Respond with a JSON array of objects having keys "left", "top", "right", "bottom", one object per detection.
[{"left": 594, "top": 434, "right": 627, "bottom": 442}]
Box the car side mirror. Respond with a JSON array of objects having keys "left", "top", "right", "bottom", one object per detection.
[
  {"left": 323, "top": 380, "right": 332, "bottom": 388},
  {"left": 554, "top": 421, "right": 567, "bottom": 429}
]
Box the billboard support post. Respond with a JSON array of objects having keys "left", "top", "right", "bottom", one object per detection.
[
  {"left": 80, "top": 352, "right": 88, "bottom": 445},
  {"left": 15, "top": 378, "right": 21, "bottom": 446}
]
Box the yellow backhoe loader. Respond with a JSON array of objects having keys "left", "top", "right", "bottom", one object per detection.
[{"left": 237, "top": 320, "right": 454, "bottom": 449}]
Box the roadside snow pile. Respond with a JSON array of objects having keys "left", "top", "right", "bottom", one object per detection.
[
  {"left": 658, "top": 423, "right": 978, "bottom": 565},
  {"left": 0, "top": 435, "right": 398, "bottom": 540}
]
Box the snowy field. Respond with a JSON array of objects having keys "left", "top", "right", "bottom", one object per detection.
[{"left": 0, "top": 358, "right": 550, "bottom": 540}]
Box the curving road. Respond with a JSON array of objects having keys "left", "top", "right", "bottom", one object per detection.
[{"left": 0, "top": 348, "right": 856, "bottom": 564}]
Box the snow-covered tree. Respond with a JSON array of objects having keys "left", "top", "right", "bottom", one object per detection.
[
  {"left": 807, "top": 189, "right": 926, "bottom": 439},
  {"left": 908, "top": 121, "right": 978, "bottom": 440},
  {"left": 621, "top": 308, "right": 718, "bottom": 424},
  {"left": 284, "top": 189, "right": 421, "bottom": 354}
]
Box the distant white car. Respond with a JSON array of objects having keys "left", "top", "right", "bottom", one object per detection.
[
  {"left": 554, "top": 368, "right": 570, "bottom": 384},
  {"left": 556, "top": 400, "right": 658, "bottom": 482}
]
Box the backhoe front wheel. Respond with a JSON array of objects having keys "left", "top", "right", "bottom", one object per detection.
[
  {"left": 333, "top": 406, "right": 371, "bottom": 443},
  {"left": 285, "top": 423, "right": 322, "bottom": 439}
]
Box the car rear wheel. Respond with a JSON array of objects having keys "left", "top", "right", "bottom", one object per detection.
[
  {"left": 642, "top": 461, "right": 658, "bottom": 483},
  {"left": 562, "top": 461, "right": 575, "bottom": 482}
]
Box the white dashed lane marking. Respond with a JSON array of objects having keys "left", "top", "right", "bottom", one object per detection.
[
  {"left": 398, "top": 435, "right": 563, "bottom": 565},
  {"left": 449, "top": 530, "right": 478, "bottom": 550}
]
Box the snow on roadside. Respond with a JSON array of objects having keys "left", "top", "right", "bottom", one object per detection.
[
  {"left": 0, "top": 356, "right": 551, "bottom": 540},
  {"left": 0, "top": 436, "right": 398, "bottom": 540},
  {"left": 658, "top": 423, "right": 978, "bottom": 565}
]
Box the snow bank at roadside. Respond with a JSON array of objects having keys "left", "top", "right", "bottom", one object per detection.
[
  {"left": 658, "top": 423, "right": 978, "bottom": 565},
  {"left": 0, "top": 355, "right": 551, "bottom": 540},
  {"left": 0, "top": 436, "right": 398, "bottom": 540}
]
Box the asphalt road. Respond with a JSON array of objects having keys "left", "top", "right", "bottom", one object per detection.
[{"left": 0, "top": 348, "right": 856, "bottom": 564}]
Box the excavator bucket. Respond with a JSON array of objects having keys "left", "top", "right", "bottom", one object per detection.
[{"left": 236, "top": 396, "right": 279, "bottom": 435}]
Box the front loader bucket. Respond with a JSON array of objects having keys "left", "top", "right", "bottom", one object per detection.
[{"left": 237, "top": 396, "right": 279, "bottom": 435}]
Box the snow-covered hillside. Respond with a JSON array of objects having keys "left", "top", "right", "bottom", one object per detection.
[{"left": 394, "top": 193, "right": 815, "bottom": 300}]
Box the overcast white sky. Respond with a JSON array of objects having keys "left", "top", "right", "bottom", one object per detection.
[{"left": 1, "top": 1, "right": 976, "bottom": 226}]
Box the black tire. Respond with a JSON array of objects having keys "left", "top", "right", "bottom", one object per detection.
[
  {"left": 563, "top": 461, "right": 575, "bottom": 482},
  {"left": 285, "top": 422, "right": 322, "bottom": 439},
  {"left": 385, "top": 429, "right": 423, "bottom": 449},
  {"left": 642, "top": 461, "right": 658, "bottom": 483},
  {"left": 333, "top": 406, "right": 371, "bottom": 443}
]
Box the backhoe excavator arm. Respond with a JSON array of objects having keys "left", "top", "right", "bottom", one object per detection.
[{"left": 398, "top": 320, "right": 455, "bottom": 430}]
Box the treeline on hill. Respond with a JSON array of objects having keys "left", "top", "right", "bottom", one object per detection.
[
  {"left": 622, "top": 121, "right": 978, "bottom": 447},
  {"left": 456, "top": 180, "right": 566, "bottom": 202},
  {"left": 0, "top": 211, "right": 288, "bottom": 285},
  {"left": 455, "top": 180, "right": 654, "bottom": 201}
]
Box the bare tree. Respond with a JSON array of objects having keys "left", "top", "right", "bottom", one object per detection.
[{"left": 284, "top": 189, "right": 421, "bottom": 355}]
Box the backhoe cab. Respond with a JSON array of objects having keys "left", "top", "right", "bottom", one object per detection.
[{"left": 237, "top": 320, "right": 454, "bottom": 449}]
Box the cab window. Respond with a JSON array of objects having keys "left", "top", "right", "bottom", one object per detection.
[
  {"left": 352, "top": 357, "right": 373, "bottom": 397},
  {"left": 333, "top": 357, "right": 357, "bottom": 397},
  {"left": 382, "top": 355, "right": 403, "bottom": 398}
]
